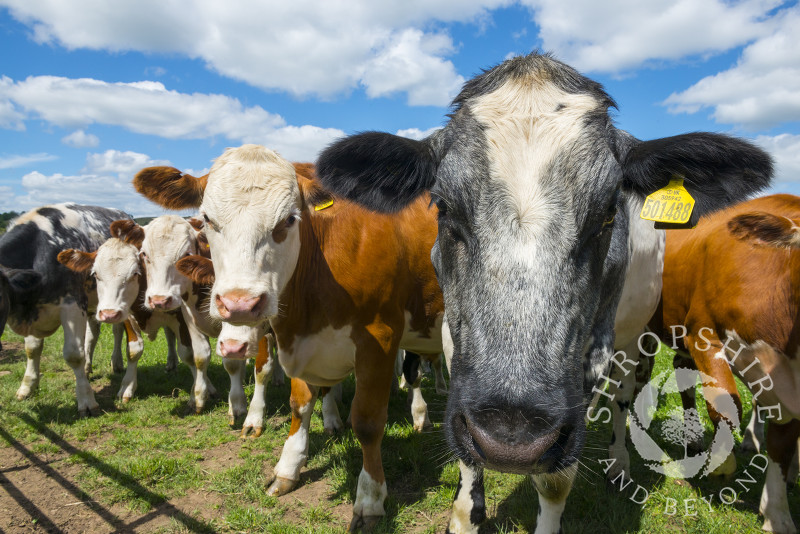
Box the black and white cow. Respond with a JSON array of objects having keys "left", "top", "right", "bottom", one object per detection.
[
  {"left": 0, "top": 203, "right": 130, "bottom": 416},
  {"left": 316, "top": 53, "right": 773, "bottom": 533}
]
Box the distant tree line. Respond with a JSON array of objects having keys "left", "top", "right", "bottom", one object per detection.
[{"left": 0, "top": 211, "right": 20, "bottom": 234}]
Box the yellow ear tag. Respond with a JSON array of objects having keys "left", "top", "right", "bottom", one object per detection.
[
  {"left": 640, "top": 176, "right": 695, "bottom": 225},
  {"left": 314, "top": 199, "right": 334, "bottom": 211}
]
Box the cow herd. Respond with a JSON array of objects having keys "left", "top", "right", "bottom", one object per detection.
[{"left": 0, "top": 53, "right": 797, "bottom": 533}]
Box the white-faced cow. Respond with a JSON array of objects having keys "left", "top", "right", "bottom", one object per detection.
[
  {"left": 58, "top": 219, "right": 221, "bottom": 410},
  {"left": 0, "top": 203, "right": 130, "bottom": 416},
  {"left": 133, "top": 152, "right": 444, "bottom": 530},
  {"left": 646, "top": 194, "right": 800, "bottom": 533},
  {"left": 315, "top": 53, "right": 773, "bottom": 533}
]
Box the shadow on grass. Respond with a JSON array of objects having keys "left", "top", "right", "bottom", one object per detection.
[{"left": 0, "top": 412, "right": 218, "bottom": 533}]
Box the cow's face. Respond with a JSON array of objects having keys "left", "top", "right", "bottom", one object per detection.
[
  {"left": 140, "top": 216, "right": 198, "bottom": 311},
  {"left": 198, "top": 145, "right": 302, "bottom": 325},
  {"left": 59, "top": 221, "right": 144, "bottom": 324},
  {"left": 316, "top": 54, "right": 773, "bottom": 475}
]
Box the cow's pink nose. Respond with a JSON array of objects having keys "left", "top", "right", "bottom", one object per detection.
[
  {"left": 215, "top": 291, "right": 267, "bottom": 321},
  {"left": 149, "top": 295, "right": 174, "bottom": 310},
  {"left": 98, "top": 309, "right": 123, "bottom": 323},
  {"left": 219, "top": 339, "right": 248, "bottom": 359}
]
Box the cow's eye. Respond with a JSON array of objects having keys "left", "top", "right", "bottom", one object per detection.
[
  {"left": 140, "top": 251, "right": 149, "bottom": 262},
  {"left": 286, "top": 214, "right": 299, "bottom": 227}
]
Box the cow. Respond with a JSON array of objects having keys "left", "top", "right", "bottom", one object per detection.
[
  {"left": 0, "top": 203, "right": 130, "bottom": 416},
  {"left": 314, "top": 52, "right": 773, "bottom": 533},
  {"left": 399, "top": 350, "right": 448, "bottom": 431},
  {"left": 132, "top": 150, "right": 444, "bottom": 531},
  {"left": 644, "top": 194, "right": 800, "bottom": 533}
]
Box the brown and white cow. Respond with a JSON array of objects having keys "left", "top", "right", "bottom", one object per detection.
[
  {"left": 58, "top": 219, "right": 220, "bottom": 410},
  {"left": 133, "top": 147, "right": 444, "bottom": 530},
  {"left": 647, "top": 194, "right": 800, "bottom": 533}
]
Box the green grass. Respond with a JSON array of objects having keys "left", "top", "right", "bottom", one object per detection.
[{"left": 0, "top": 326, "right": 797, "bottom": 533}]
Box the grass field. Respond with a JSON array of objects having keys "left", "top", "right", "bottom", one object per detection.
[{"left": 0, "top": 325, "right": 797, "bottom": 533}]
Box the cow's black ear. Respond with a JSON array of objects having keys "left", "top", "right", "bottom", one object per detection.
[
  {"left": 316, "top": 132, "right": 437, "bottom": 213},
  {"left": 0, "top": 267, "right": 42, "bottom": 296},
  {"left": 621, "top": 132, "right": 773, "bottom": 218}
]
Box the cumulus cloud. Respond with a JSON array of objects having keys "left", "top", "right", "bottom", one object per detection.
[
  {"left": 664, "top": 6, "right": 800, "bottom": 129},
  {"left": 1, "top": 0, "right": 509, "bottom": 105},
  {"left": 755, "top": 133, "right": 800, "bottom": 193},
  {"left": 0, "top": 152, "right": 57, "bottom": 170},
  {"left": 396, "top": 126, "right": 442, "bottom": 140},
  {"left": 8, "top": 149, "right": 178, "bottom": 216},
  {"left": 0, "top": 75, "right": 344, "bottom": 161},
  {"left": 521, "top": 0, "right": 782, "bottom": 73},
  {"left": 62, "top": 129, "right": 100, "bottom": 148}
]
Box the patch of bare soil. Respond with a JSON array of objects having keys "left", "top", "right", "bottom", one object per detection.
[
  {"left": 0, "top": 439, "right": 227, "bottom": 534},
  {"left": 0, "top": 341, "right": 25, "bottom": 364}
]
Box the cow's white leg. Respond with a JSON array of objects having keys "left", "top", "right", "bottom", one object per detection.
[
  {"left": 409, "top": 375, "right": 431, "bottom": 432},
  {"left": 605, "top": 337, "right": 641, "bottom": 482},
  {"left": 83, "top": 316, "right": 101, "bottom": 376},
  {"left": 61, "top": 303, "right": 99, "bottom": 416},
  {"left": 163, "top": 326, "right": 178, "bottom": 372},
  {"left": 118, "top": 319, "right": 144, "bottom": 402},
  {"left": 242, "top": 336, "right": 277, "bottom": 438},
  {"left": 181, "top": 319, "right": 214, "bottom": 413},
  {"left": 267, "top": 378, "right": 319, "bottom": 496},
  {"left": 446, "top": 461, "right": 485, "bottom": 534},
  {"left": 760, "top": 456, "right": 796, "bottom": 533},
  {"left": 15, "top": 335, "right": 43, "bottom": 400},
  {"left": 222, "top": 357, "right": 247, "bottom": 425},
  {"left": 322, "top": 383, "right": 344, "bottom": 435},
  {"left": 532, "top": 463, "right": 578, "bottom": 534},
  {"left": 431, "top": 353, "right": 448, "bottom": 395},
  {"left": 110, "top": 322, "right": 125, "bottom": 373},
  {"left": 742, "top": 398, "right": 765, "bottom": 453}
]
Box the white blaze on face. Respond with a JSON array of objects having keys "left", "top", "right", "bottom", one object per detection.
[
  {"left": 93, "top": 238, "right": 141, "bottom": 321},
  {"left": 141, "top": 215, "right": 197, "bottom": 310},
  {"left": 470, "top": 77, "right": 602, "bottom": 264},
  {"left": 201, "top": 145, "right": 302, "bottom": 322}
]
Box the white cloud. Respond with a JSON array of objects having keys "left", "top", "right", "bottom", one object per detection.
[
  {"left": 521, "top": 0, "right": 782, "bottom": 73},
  {"left": 1, "top": 0, "right": 510, "bottom": 106},
  {"left": 396, "top": 126, "right": 441, "bottom": 140},
  {"left": 62, "top": 129, "right": 100, "bottom": 148},
  {"left": 756, "top": 133, "right": 800, "bottom": 193},
  {"left": 664, "top": 6, "right": 800, "bottom": 129},
  {"left": 0, "top": 75, "right": 343, "bottom": 161},
  {"left": 0, "top": 152, "right": 57, "bottom": 169},
  {"left": 8, "top": 149, "right": 174, "bottom": 216}
]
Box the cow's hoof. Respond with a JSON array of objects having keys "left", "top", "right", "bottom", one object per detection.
[
  {"left": 15, "top": 384, "right": 37, "bottom": 400},
  {"left": 413, "top": 419, "right": 433, "bottom": 433},
  {"left": 348, "top": 514, "right": 382, "bottom": 532},
  {"left": 266, "top": 476, "right": 296, "bottom": 497},
  {"left": 121, "top": 396, "right": 132, "bottom": 404},
  {"left": 78, "top": 405, "right": 101, "bottom": 418},
  {"left": 436, "top": 386, "right": 448, "bottom": 395},
  {"left": 241, "top": 425, "right": 263, "bottom": 438}
]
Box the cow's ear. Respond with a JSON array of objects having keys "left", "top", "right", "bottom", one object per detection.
[
  {"left": 620, "top": 132, "right": 773, "bottom": 218},
  {"left": 316, "top": 132, "right": 437, "bottom": 213},
  {"left": 187, "top": 217, "right": 204, "bottom": 231},
  {"left": 134, "top": 167, "right": 207, "bottom": 210},
  {"left": 728, "top": 211, "right": 800, "bottom": 248},
  {"left": 57, "top": 249, "right": 97, "bottom": 273},
  {"left": 1, "top": 267, "right": 42, "bottom": 295},
  {"left": 110, "top": 220, "right": 145, "bottom": 248},
  {"left": 176, "top": 255, "right": 215, "bottom": 285}
]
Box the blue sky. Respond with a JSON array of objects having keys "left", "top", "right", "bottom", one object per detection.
[{"left": 0, "top": 0, "right": 798, "bottom": 216}]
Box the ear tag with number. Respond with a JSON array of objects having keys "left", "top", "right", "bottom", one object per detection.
[{"left": 640, "top": 176, "right": 696, "bottom": 228}]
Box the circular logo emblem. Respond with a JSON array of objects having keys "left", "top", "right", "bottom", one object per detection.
[{"left": 629, "top": 368, "right": 739, "bottom": 478}]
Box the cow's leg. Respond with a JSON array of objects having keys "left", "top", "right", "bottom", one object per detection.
[
  {"left": 446, "top": 461, "right": 485, "bottom": 534},
  {"left": 267, "top": 378, "right": 319, "bottom": 496},
  {"left": 242, "top": 335, "right": 278, "bottom": 438},
  {"left": 674, "top": 355, "right": 705, "bottom": 453},
  {"left": 118, "top": 319, "right": 144, "bottom": 402},
  {"left": 605, "top": 337, "right": 642, "bottom": 482},
  {"left": 61, "top": 303, "right": 99, "bottom": 416},
  {"left": 15, "top": 335, "right": 44, "bottom": 400},
  {"left": 409, "top": 372, "right": 431, "bottom": 433},
  {"left": 760, "top": 419, "right": 800, "bottom": 533},
  {"left": 348, "top": 326, "right": 397, "bottom": 532},
  {"left": 223, "top": 357, "right": 247, "bottom": 425},
  {"left": 686, "top": 331, "right": 741, "bottom": 476},
  {"left": 164, "top": 327, "right": 178, "bottom": 372},
  {"left": 322, "top": 383, "right": 344, "bottom": 435},
  {"left": 532, "top": 463, "right": 578, "bottom": 534},
  {"left": 180, "top": 320, "right": 215, "bottom": 412},
  {"left": 110, "top": 322, "right": 125, "bottom": 373},
  {"left": 742, "top": 398, "right": 765, "bottom": 453},
  {"left": 430, "top": 353, "right": 448, "bottom": 395},
  {"left": 84, "top": 316, "right": 101, "bottom": 376},
  {"left": 271, "top": 362, "right": 285, "bottom": 386}
]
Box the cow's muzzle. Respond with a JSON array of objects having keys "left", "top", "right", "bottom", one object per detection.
[{"left": 215, "top": 290, "right": 267, "bottom": 324}]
